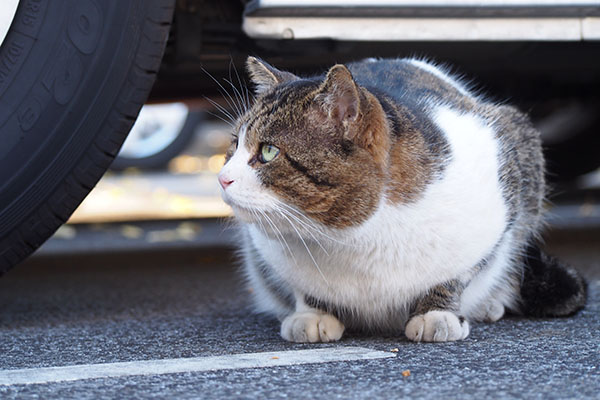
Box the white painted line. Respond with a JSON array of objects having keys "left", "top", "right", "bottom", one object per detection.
[{"left": 0, "top": 347, "right": 395, "bottom": 386}]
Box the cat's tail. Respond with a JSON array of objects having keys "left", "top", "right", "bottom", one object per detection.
[{"left": 518, "top": 244, "right": 587, "bottom": 317}]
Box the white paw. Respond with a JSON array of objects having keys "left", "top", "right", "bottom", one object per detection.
[
  {"left": 405, "top": 310, "right": 470, "bottom": 342},
  {"left": 483, "top": 300, "right": 505, "bottom": 322},
  {"left": 280, "top": 311, "right": 345, "bottom": 343}
]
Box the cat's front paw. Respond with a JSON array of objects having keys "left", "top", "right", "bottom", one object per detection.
[
  {"left": 281, "top": 311, "right": 345, "bottom": 343},
  {"left": 405, "top": 310, "right": 469, "bottom": 342}
]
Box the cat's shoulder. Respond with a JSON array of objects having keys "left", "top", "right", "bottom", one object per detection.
[{"left": 348, "top": 57, "right": 476, "bottom": 105}]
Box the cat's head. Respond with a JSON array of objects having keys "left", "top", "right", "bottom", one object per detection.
[{"left": 218, "top": 57, "right": 391, "bottom": 230}]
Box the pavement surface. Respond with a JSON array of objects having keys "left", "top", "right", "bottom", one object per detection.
[{"left": 0, "top": 226, "right": 599, "bottom": 399}]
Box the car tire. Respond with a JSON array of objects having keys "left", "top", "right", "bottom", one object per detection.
[{"left": 0, "top": 0, "right": 175, "bottom": 274}]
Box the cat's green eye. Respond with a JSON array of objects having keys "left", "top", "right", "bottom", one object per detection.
[{"left": 259, "top": 143, "right": 280, "bottom": 163}]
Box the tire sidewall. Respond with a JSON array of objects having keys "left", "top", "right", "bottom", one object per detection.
[{"left": 0, "top": 0, "right": 174, "bottom": 271}]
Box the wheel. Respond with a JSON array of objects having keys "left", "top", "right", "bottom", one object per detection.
[
  {"left": 0, "top": 0, "right": 176, "bottom": 274},
  {"left": 110, "top": 103, "right": 203, "bottom": 170}
]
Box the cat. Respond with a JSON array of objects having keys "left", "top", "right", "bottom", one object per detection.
[{"left": 217, "top": 56, "right": 587, "bottom": 343}]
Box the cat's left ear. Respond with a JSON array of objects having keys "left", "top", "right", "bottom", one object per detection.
[
  {"left": 317, "top": 65, "right": 390, "bottom": 165},
  {"left": 246, "top": 56, "right": 298, "bottom": 94},
  {"left": 315, "top": 65, "right": 361, "bottom": 134}
]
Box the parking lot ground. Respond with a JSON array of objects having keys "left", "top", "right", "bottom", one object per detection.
[{"left": 0, "top": 222, "right": 598, "bottom": 399}]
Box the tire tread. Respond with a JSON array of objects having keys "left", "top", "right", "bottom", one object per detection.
[{"left": 0, "top": 0, "right": 175, "bottom": 273}]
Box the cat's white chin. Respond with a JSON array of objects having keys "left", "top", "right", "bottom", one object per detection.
[
  {"left": 223, "top": 198, "right": 263, "bottom": 224},
  {"left": 221, "top": 195, "right": 250, "bottom": 220},
  {"left": 230, "top": 206, "right": 257, "bottom": 223}
]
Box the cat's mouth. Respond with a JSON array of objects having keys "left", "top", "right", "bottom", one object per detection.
[
  {"left": 222, "top": 188, "right": 322, "bottom": 237},
  {"left": 221, "top": 187, "right": 281, "bottom": 223}
]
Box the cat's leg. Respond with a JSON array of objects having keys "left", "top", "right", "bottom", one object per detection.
[
  {"left": 460, "top": 272, "right": 509, "bottom": 323},
  {"left": 459, "top": 231, "right": 520, "bottom": 323},
  {"left": 243, "top": 236, "right": 295, "bottom": 320},
  {"left": 280, "top": 293, "right": 345, "bottom": 343},
  {"left": 480, "top": 297, "right": 506, "bottom": 322},
  {"left": 405, "top": 280, "right": 470, "bottom": 342}
]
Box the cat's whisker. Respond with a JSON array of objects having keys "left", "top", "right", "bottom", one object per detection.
[
  {"left": 273, "top": 206, "right": 330, "bottom": 256},
  {"left": 258, "top": 210, "right": 302, "bottom": 269},
  {"left": 243, "top": 83, "right": 252, "bottom": 110},
  {"left": 251, "top": 209, "right": 274, "bottom": 251},
  {"left": 272, "top": 201, "right": 349, "bottom": 246},
  {"left": 230, "top": 59, "right": 253, "bottom": 111},
  {"left": 222, "top": 81, "right": 243, "bottom": 120},
  {"left": 204, "top": 110, "right": 236, "bottom": 129},
  {"left": 203, "top": 98, "right": 237, "bottom": 128},
  {"left": 201, "top": 67, "right": 244, "bottom": 119},
  {"left": 284, "top": 211, "right": 337, "bottom": 245},
  {"left": 247, "top": 85, "right": 256, "bottom": 103},
  {"left": 218, "top": 213, "right": 238, "bottom": 235},
  {"left": 271, "top": 202, "right": 325, "bottom": 234},
  {"left": 229, "top": 58, "right": 250, "bottom": 111},
  {"left": 278, "top": 210, "right": 342, "bottom": 249},
  {"left": 227, "top": 60, "right": 242, "bottom": 110},
  {"left": 224, "top": 78, "right": 249, "bottom": 117},
  {"left": 228, "top": 59, "right": 249, "bottom": 113},
  {"left": 223, "top": 72, "right": 248, "bottom": 112},
  {"left": 272, "top": 201, "right": 327, "bottom": 231},
  {"left": 256, "top": 211, "right": 278, "bottom": 252},
  {"left": 255, "top": 211, "right": 282, "bottom": 256},
  {"left": 203, "top": 95, "right": 237, "bottom": 123},
  {"left": 276, "top": 209, "right": 330, "bottom": 286},
  {"left": 270, "top": 202, "right": 315, "bottom": 235},
  {"left": 230, "top": 59, "right": 250, "bottom": 111},
  {"left": 255, "top": 209, "right": 279, "bottom": 251},
  {"left": 226, "top": 66, "right": 247, "bottom": 116},
  {"left": 260, "top": 210, "right": 299, "bottom": 266}
]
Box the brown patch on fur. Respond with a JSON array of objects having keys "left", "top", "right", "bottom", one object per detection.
[
  {"left": 239, "top": 69, "right": 390, "bottom": 228},
  {"left": 342, "top": 59, "right": 462, "bottom": 205},
  {"left": 354, "top": 88, "right": 391, "bottom": 166},
  {"left": 387, "top": 133, "right": 432, "bottom": 204},
  {"left": 239, "top": 58, "right": 453, "bottom": 227},
  {"left": 315, "top": 65, "right": 391, "bottom": 167},
  {"left": 258, "top": 103, "right": 387, "bottom": 228},
  {"left": 385, "top": 103, "right": 436, "bottom": 204}
]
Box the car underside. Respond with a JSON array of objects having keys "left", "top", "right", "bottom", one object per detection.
[{"left": 151, "top": 0, "right": 600, "bottom": 183}]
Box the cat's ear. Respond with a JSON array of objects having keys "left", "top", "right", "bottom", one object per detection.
[
  {"left": 318, "top": 65, "right": 390, "bottom": 165},
  {"left": 246, "top": 56, "right": 298, "bottom": 94},
  {"left": 315, "top": 65, "right": 360, "bottom": 131}
]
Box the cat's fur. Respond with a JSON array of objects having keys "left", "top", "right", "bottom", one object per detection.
[{"left": 218, "top": 56, "right": 587, "bottom": 343}]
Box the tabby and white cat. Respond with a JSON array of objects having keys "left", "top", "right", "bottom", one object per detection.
[{"left": 218, "top": 56, "right": 587, "bottom": 343}]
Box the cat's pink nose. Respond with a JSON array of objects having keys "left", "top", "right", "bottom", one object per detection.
[{"left": 218, "top": 174, "right": 234, "bottom": 189}]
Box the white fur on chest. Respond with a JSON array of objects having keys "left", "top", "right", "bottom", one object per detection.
[{"left": 248, "top": 105, "right": 508, "bottom": 326}]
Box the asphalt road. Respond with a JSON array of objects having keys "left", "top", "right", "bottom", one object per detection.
[{"left": 0, "top": 227, "right": 598, "bottom": 399}]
